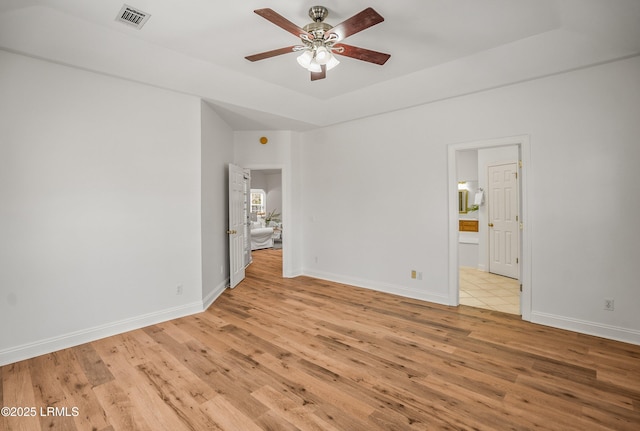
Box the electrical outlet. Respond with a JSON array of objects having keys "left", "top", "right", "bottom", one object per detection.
[
  {"left": 604, "top": 298, "right": 614, "bottom": 311},
  {"left": 176, "top": 285, "right": 183, "bottom": 295},
  {"left": 417, "top": 272, "right": 423, "bottom": 280},
  {"left": 411, "top": 270, "right": 416, "bottom": 279}
]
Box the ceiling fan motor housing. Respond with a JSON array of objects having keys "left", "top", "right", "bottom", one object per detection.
[
  {"left": 304, "top": 6, "right": 332, "bottom": 39},
  {"left": 309, "top": 6, "right": 328, "bottom": 22},
  {"left": 303, "top": 21, "right": 332, "bottom": 38}
]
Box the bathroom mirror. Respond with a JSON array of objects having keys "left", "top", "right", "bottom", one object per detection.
[{"left": 458, "top": 190, "right": 468, "bottom": 213}]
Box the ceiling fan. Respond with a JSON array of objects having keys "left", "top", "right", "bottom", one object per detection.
[{"left": 245, "top": 6, "right": 390, "bottom": 81}]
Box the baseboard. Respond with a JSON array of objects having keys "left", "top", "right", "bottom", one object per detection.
[
  {"left": 531, "top": 311, "right": 640, "bottom": 346},
  {"left": 0, "top": 297, "right": 217, "bottom": 367},
  {"left": 303, "top": 269, "right": 450, "bottom": 306},
  {"left": 203, "top": 278, "right": 228, "bottom": 310},
  {"left": 284, "top": 269, "right": 304, "bottom": 278}
]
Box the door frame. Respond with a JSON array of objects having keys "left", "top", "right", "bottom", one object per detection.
[
  {"left": 447, "top": 135, "right": 532, "bottom": 321},
  {"left": 243, "top": 164, "right": 290, "bottom": 277}
]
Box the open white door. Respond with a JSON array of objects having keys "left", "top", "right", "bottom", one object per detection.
[
  {"left": 488, "top": 162, "right": 519, "bottom": 279},
  {"left": 228, "top": 164, "right": 248, "bottom": 288}
]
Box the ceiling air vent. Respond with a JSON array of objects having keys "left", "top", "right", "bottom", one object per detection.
[{"left": 116, "top": 4, "right": 151, "bottom": 29}]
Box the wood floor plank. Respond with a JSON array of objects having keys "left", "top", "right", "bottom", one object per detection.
[
  {"left": 112, "top": 376, "right": 193, "bottom": 431},
  {"left": 1, "top": 361, "right": 41, "bottom": 431},
  {"left": 252, "top": 410, "right": 300, "bottom": 431},
  {"left": 256, "top": 351, "right": 376, "bottom": 421},
  {"left": 200, "top": 395, "right": 264, "bottom": 431},
  {"left": 72, "top": 343, "right": 115, "bottom": 387},
  {"left": 135, "top": 360, "right": 224, "bottom": 431},
  {"left": 153, "top": 321, "right": 199, "bottom": 345},
  {"left": 166, "top": 338, "right": 272, "bottom": 420},
  {"left": 92, "top": 380, "right": 153, "bottom": 431},
  {"left": 52, "top": 349, "right": 110, "bottom": 431},
  {"left": 138, "top": 332, "right": 218, "bottom": 404},
  {"left": 29, "top": 354, "right": 78, "bottom": 431},
  {"left": 251, "top": 385, "right": 341, "bottom": 431},
  {"left": 2, "top": 248, "right": 640, "bottom": 430}
]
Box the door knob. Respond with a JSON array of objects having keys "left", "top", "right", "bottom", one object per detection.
[
  {"left": 227, "top": 230, "right": 237, "bottom": 234},
  {"left": 488, "top": 223, "right": 494, "bottom": 227}
]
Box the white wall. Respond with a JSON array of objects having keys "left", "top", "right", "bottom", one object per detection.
[
  {"left": 0, "top": 51, "right": 212, "bottom": 364},
  {"left": 201, "top": 101, "right": 234, "bottom": 306},
  {"left": 266, "top": 173, "right": 283, "bottom": 218},
  {"left": 457, "top": 150, "right": 479, "bottom": 182},
  {"left": 300, "top": 56, "right": 640, "bottom": 344},
  {"left": 250, "top": 171, "right": 267, "bottom": 191}
]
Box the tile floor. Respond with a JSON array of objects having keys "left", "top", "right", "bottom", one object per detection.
[{"left": 459, "top": 266, "right": 520, "bottom": 315}]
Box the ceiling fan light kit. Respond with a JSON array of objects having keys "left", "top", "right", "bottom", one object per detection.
[
  {"left": 245, "top": 5, "right": 390, "bottom": 81},
  {"left": 296, "top": 43, "right": 340, "bottom": 72}
]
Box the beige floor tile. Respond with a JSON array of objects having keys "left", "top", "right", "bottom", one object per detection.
[
  {"left": 503, "top": 296, "right": 521, "bottom": 305},
  {"left": 459, "top": 267, "right": 520, "bottom": 315},
  {"left": 492, "top": 304, "right": 521, "bottom": 314},
  {"left": 460, "top": 298, "right": 485, "bottom": 307},
  {"left": 481, "top": 296, "right": 510, "bottom": 306},
  {"left": 468, "top": 289, "right": 497, "bottom": 298},
  {"left": 491, "top": 288, "right": 518, "bottom": 297}
]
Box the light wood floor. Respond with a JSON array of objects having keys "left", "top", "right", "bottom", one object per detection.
[{"left": 2, "top": 249, "right": 640, "bottom": 430}]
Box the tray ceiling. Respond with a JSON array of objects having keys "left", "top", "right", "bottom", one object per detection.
[{"left": 1, "top": 0, "right": 639, "bottom": 130}]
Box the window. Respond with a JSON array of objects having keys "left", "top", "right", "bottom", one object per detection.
[{"left": 250, "top": 189, "right": 266, "bottom": 215}]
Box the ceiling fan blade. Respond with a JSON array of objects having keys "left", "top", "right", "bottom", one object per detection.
[
  {"left": 310, "top": 65, "right": 327, "bottom": 81},
  {"left": 333, "top": 44, "right": 390, "bottom": 65},
  {"left": 325, "top": 7, "right": 384, "bottom": 41},
  {"left": 254, "top": 8, "right": 312, "bottom": 39},
  {"left": 245, "top": 46, "right": 298, "bottom": 62}
]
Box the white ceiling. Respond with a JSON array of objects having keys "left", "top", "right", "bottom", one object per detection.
[{"left": 1, "top": 0, "right": 639, "bottom": 130}]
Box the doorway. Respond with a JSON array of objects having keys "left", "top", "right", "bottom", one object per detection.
[
  {"left": 447, "top": 136, "right": 531, "bottom": 321},
  {"left": 250, "top": 168, "right": 287, "bottom": 266},
  {"left": 250, "top": 168, "right": 284, "bottom": 254}
]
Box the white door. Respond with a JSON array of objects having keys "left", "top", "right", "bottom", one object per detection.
[
  {"left": 488, "top": 162, "right": 519, "bottom": 279},
  {"left": 228, "top": 164, "right": 247, "bottom": 288}
]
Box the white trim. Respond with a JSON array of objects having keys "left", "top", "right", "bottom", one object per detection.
[
  {"left": 203, "top": 279, "right": 229, "bottom": 310},
  {"left": 1, "top": 302, "right": 198, "bottom": 366},
  {"left": 304, "top": 269, "right": 450, "bottom": 305},
  {"left": 531, "top": 311, "right": 640, "bottom": 346},
  {"left": 284, "top": 269, "right": 304, "bottom": 278},
  {"left": 0, "top": 286, "right": 230, "bottom": 367},
  {"left": 447, "top": 135, "right": 532, "bottom": 321}
]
